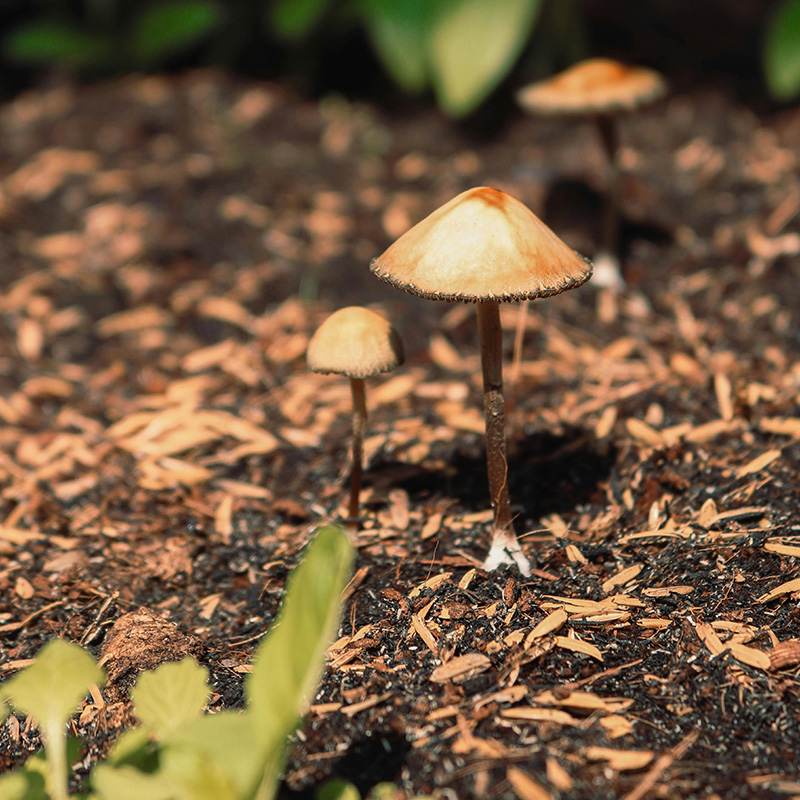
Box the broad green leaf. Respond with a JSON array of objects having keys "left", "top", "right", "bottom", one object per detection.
[
  {"left": 0, "top": 770, "right": 47, "bottom": 800},
  {"left": 359, "top": 0, "right": 431, "bottom": 93},
  {"left": 130, "top": 658, "right": 210, "bottom": 739},
  {"left": 316, "top": 778, "right": 361, "bottom": 800},
  {"left": 165, "top": 711, "right": 262, "bottom": 797},
  {"left": 92, "top": 765, "right": 175, "bottom": 800},
  {"left": 247, "top": 526, "right": 354, "bottom": 790},
  {"left": 269, "top": 0, "right": 332, "bottom": 41},
  {"left": 104, "top": 727, "right": 157, "bottom": 769},
  {"left": 428, "top": 0, "right": 543, "bottom": 115},
  {"left": 0, "top": 640, "right": 102, "bottom": 732},
  {"left": 2, "top": 22, "right": 112, "bottom": 68},
  {"left": 131, "top": 0, "right": 222, "bottom": 65},
  {"left": 764, "top": 0, "right": 800, "bottom": 100},
  {"left": 159, "top": 746, "right": 238, "bottom": 800}
]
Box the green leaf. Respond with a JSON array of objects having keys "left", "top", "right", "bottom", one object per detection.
[
  {"left": 316, "top": 778, "right": 361, "bottom": 800},
  {"left": 0, "top": 770, "right": 47, "bottom": 800},
  {"left": 0, "top": 640, "right": 103, "bottom": 732},
  {"left": 247, "top": 525, "right": 354, "bottom": 793},
  {"left": 91, "top": 765, "right": 175, "bottom": 800},
  {"left": 428, "top": 0, "right": 543, "bottom": 115},
  {"left": 130, "top": 659, "right": 210, "bottom": 739},
  {"left": 164, "top": 711, "right": 262, "bottom": 797},
  {"left": 2, "top": 22, "right": 113, "bottom": 68},
  {"left": 131, "top": 0, "right": 222, "bottom": 65},
  {"left": 359, "top": 0, "right": 431, "bottom": 93},
  {"left": 764, "top": 0, "right": 800, "bottom": 101},
  {"left": 269, "top": 0, "right": 332, "bottom": 41}
]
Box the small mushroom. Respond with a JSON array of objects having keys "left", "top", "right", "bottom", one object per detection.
[
  {"left": 517, "top": 58, "right": 667, "bottom": 289},
  {"left": 371, "top": 187, "right": 592, "bottom": 575},
  {"left": 307, "top": 306, "right": 404, "bottom": 528}
]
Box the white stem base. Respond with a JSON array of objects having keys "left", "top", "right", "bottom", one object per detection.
[
  {"left": 483, "top": 529, "right": 532, "bottom": 576},
  {"left": 591, "top": 251, "right": 625, "bottom": 291}
]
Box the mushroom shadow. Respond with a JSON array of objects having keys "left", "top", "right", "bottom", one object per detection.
[
  {"left": 543, "top": 178, "right": 672, "bottom": 260},
  {"left": 370, "top": 428, "right": 617, "bottom": 526}
]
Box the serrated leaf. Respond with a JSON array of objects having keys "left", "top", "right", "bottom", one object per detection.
[
  {"left": 130, "top": 658, "right": 210, "bottom": 739},
  {"left": 131, "top": 0, "right": 222, "bottom": 65},
  {"left": 429, "top": 0, "right": 543, "bottom": 115},
  {"left": 359, "top": 0, "right": 430, "bottom": 93},
  {"left": 269, "top": 0, "right": 332, "bottom": 41},
  {"left": 764, "top": 0, "right": 800, "bottom": 100},
  {"left": 2, "top": 22, "right": 112, "bottom": 68},
  {"left": 0, "top": 640, "right": 103, "bottom": 733},
  {"left": 247, "top": 525, "right": 354, "bottom": 792}
]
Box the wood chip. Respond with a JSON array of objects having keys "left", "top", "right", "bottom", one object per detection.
[
  {"left": 736, "top": 449, "right": 781, "bottom": 477},
  {"left": 507, "top": 767, "right": 554, "bottom": 800},
  {"left": 527, "top": 608, "right": 567, "bottom": 640},
  {"left": 602, "top": 564, "right": 643, "bottom": 594},
  {"left": 533, "top": 690, "right": 633, "bottom": 714},
  {"left": 429, "top": 653, "right": 491, "bottom": 683},
  {"left": 500, "top": 707, "right": 580, "bottom": 725},
  {"left": 757, "top": 577, "right": 800, "bottom": 603},
  {"left": 585, "top": 747, "right": 654, "bottom": 771},
  {"left": 625, "top": 419, "right": 665, "bottom": 448},
  {"left": 409, "top": 572, "right": 452, "bottom": 599},
  {"left": 553, "top": 635, "right": 603, "bottom": 662},
  {"left": 768, "top": 640, "right": 800, "bottom": 670},
  {"left": 764, "top": 541, "right": 800, "bottom": 557}
]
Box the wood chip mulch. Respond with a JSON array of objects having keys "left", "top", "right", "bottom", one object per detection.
[{"left": 0, "top": 71, "right": 799, "bottom": 799}]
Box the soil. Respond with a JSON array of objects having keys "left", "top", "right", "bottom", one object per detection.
[{"left": 0, "top": 63, "right": 799, "bottom": 800}]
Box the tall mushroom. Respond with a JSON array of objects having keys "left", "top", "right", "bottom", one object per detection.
[
  {"left": 516, "top": 58, "right": 667, "bottom": 289},
  {"left": 307, "top": 306, "right": 404, "bottom": 529},
  {"left": 371, "top": 187, "right": 592, "bottom": 575}
]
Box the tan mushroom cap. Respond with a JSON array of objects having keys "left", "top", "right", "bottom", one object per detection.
[
  {"left": 370, "top": 187, "right": 592, "bottom": 302},
  {"left": 516, "top": 58, "right": 667, "bottom": 116},
  {"left": 307, "top": 306, "right": 404, "bottom": 379}
]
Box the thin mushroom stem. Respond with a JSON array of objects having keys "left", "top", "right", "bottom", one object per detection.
[
  {"left": 475, "top": 301, "right": 531, "bottom": 575},
  {"left": 595, "top": 113, "right": 621, "bottom": 258},
  {"left": 348, "top": 377, "right": 367, "bottom": 530}
]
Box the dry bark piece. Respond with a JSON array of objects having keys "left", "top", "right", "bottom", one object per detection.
[
  {"left": 371, "top": 187, "right": 592, "bottom": 575},
  {"left": 768, "top": 639, "right": 800, "bottom": 670},
  {"left": 307, "top": 306, "right": 404, "bottom": 528},
  {"left": 99, "top": 608, "right": 202, "bottom": 699},
  {"left": 517, "top": 58, "right": 667, "bottom": 288}
]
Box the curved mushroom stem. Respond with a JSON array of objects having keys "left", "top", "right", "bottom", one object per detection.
[
  {"left": 475, "top": 300, "right": 531, "bottom": 576},
  {"left": 348, "top": 377, "right": 367, "bottom": 530},
  {"left": 594, "top": 114, "right": 625, "bottom": 291}
]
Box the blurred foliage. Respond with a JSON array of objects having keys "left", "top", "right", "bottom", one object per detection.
[
  {"left": 3, "top": 1, "right": 225, "bottom": 71},
  {"left": 0, "top": 525, "right": 354, "bottom": 800},
  {"left": 0, "top": 1, "right": 788, "bottom": 111},
  {"left": 0, "top": 0, "right": 573, "bottom": 116},
  {"left": 764, "top": 0, "right": 800, "bottom": 101}
]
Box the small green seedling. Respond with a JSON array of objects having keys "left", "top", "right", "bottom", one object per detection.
[{"left": 0, "top": 524, "right": 354, "bottom": 800}]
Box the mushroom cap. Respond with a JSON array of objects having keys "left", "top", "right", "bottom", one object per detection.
[
  {"left": 370, "top": 187, "right": 592, "bottom": 303},
  {"left": 516, "top": 58, "right": 667, "bottom": 116},
  {"left": 307, "top": 306, "right": 404, "bottom": 378}
]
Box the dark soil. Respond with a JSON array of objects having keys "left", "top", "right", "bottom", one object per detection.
[{"left": 0, "top": 62, "right": 799, "bottom": 800}]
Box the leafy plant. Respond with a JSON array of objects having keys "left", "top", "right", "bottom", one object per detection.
[
  {"left": 0, "top": 524, "right": 354, "bottom": 800},
  {"left": 764, "top": 0, "right": 800, "bottom": 101},
  {"left": 3, "top": 0, "right": 224, "bottom": 72},
  {"left": 265, "top": 0, "right": 544, "bottom": 116}
]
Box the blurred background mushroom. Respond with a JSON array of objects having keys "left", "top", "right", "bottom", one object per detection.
[
  {"left": 517, "top": 58, "right": 668, "bottom": 290},
  {"left": 371, "top": 186, "right": 592, "bottom": 575},
  {"left": 307, "top": 306, "right": 404, "bottom": 530}
]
